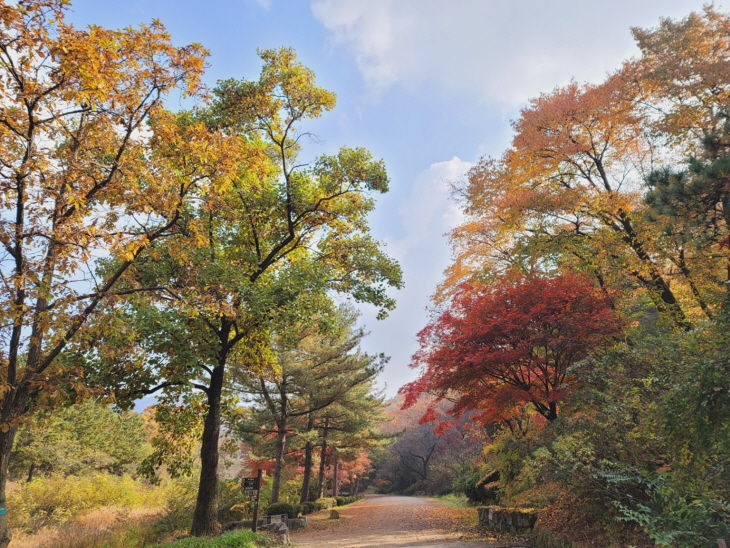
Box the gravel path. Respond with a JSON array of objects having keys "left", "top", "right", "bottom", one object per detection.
[{"left": 289, "top": 494, "right": 524, "bottom": 548}]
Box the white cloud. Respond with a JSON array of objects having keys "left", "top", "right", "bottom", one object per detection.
[
  {"left": 311, "top": 0, "right": 711, "bottom": 106},
  {"left": 387, "top": 156, "right": 468, "bottom": 261},
  {"left": 357, "top": 157, "right": 471, "bottom": 395}
]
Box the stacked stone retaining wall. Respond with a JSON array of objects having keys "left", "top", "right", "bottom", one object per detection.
[{"left": 477, "top": 505, "right": 537, "bottom": 533}]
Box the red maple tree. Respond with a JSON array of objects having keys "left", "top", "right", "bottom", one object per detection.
[{"left": 401, "top": 273, "right": 622, "bottom": 424}]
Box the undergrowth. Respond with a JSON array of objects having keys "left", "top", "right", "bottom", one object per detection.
[
  {"left": 433, "top": 493, "right": 474, "bottom": 508},
  {"left": 156, "top": 530, "right": 270, "bottom": 548}
]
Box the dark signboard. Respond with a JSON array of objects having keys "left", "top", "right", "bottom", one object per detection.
[{"left": 242, "top": 477, "right": 259, "bottom": 491}]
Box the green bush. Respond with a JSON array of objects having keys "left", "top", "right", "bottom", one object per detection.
[
  {"left": 263, "top": 502, "right": 295, "bottom": 519},
  {"left": 603, "top": 468, "right": 730, "bottom": 548},
  {"left": 157, "top": 529, "right": 267, "bottom": 547},
  {"left": 314, "top": 497, "right": 337, "bottom": 509},
  {"left": 334, "top": 495, "right": 360, "bottom": 506},
  {"left": 302, "top": 501, "right": 317, "bottom": 514}
]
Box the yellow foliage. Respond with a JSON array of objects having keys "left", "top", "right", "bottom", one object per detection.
[{"left": 8, "top": 474, "right": 171, "bottom": 532}]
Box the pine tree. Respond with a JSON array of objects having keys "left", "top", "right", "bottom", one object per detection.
[{"left": 234, "top": 306, "right": 386, "bottom": 504}]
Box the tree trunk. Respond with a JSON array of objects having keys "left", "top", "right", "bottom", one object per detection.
[
  {"left": 548, "top": 402, "right": 557, "bottom": 422},
  {"left": 0, "top": 428, "right": 18, "bottom": 548},
  {"left": 317, "top": 418, "right": 330, "bottom": 498},
  {"left": 332, "top": 447, "right": 339, "bottom": 497},
  {"left": 614, "top": 212, "right": 690, "bottom": 329},
  {"left": 190, "top": 364, "right": 225, "bottom": 537},
  {"left": 299, "top": 415, "right": 315, "bottom": 504},
  {"left": 26, "top": 463, "right": 34, "bottom": 483},
  {"left": 270, "top": 425, "right": 287, "bottom": 504},
  {"left": 0, "top": 385, "right": 30, "bottom": 548},
  {"left": 353, "top": 476, "right": 360, "bottom": 496},
  {"left": 723, "top": 195, "right": 730, "bottom": 313}
]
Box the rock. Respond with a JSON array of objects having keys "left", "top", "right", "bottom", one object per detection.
[
  {"left": 287, "top": 517, "right": 307, "bottom": 531},
  {"left": 221, "top": 519, "right": 271, "bottom": 531},
  {"left": 329, "top": 509, "right": 340, "bottom": 519},
  {"left": 477, "top": 505, "right": 537, "bottom": 534},
  {"left": 221, "top": 521, "right": 249, "bottom": 532},
  {"left": 265, "top": 522, "right": 290, "bottom": 545}
]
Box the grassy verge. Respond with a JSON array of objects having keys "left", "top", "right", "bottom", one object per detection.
[
  {"left": 156, "top": 530, "right": 269, "bottom": 548},
  {"left": 433, "top": 493, "right": 475, "bottom": 508}
]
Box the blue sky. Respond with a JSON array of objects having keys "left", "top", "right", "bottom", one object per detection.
[{"left": 67, "top": 0, "right": 715, "bottom": 398}]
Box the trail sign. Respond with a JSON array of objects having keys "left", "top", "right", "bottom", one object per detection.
[{"left": 244, "top": 469, "right": 264, "bottom": 533}]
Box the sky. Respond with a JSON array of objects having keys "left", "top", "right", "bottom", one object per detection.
[{"left": 66, "top": 0, "right": 715, "bottom": 399}]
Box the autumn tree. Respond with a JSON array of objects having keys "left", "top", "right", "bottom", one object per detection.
[
  {"left": 331, "top": 450, "right": 372, "bottom": 496},
  {"left": 403, "top": 273, "right": 622, "bottom": 424},
  {"left": 0, "top": 2, "right": 211, "bottom": 545},
  {"left": 92, "top": 48, "right": 401, "bottom": 536},
  {"left": 234, "top": 306, "right": 385, "bottom": 504},
  {"left": 632, "top": 6, "right": 730, "bottom": 143},
  {"left": 446, "top": 75, "right": 695, "bottom": 324},
  {"left": 444, "top": 8, "right": 730, "bottom": 329}
]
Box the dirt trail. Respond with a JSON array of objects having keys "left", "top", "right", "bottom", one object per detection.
[{"left": 290, "top": 494, "right": 526, "bottom": 548}]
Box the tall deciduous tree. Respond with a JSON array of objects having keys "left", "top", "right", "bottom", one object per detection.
[
  {"left": 94, "top": 48, "right": 401, "bottom": 536},
  {"left": 445, "top": 75, "right": 691, "bottom": 326},
  {"left": 0, "top": 3, "right": 209, "bottom": 545},
  {"left": 444, "top": 8, "right": 730, "bottom": 328},
  {"left": 403, "top": 273, "right": 622, "bottom": 423}
]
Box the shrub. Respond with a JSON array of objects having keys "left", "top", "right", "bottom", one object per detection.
[
  {"left": 263, "top": 502, "right": 295, "bottom": 519},
  {"left": 159, "top": 529, "right": 267, "bottom": 547},
  {"left": 314, "top": 497, "right": 337, "bottom": 509},
  {"left": 9, "top": 473, "right": 168, "bottom": 532},
  {"left": 217, "top": 479, "right": 253, "bottom": 524},
  {"left": 458, "top": 470, "right": 499, "bottom": 504},
  {"left": 152, "top": 475, "right": 199, "bottom": 535},
  {"left": 336, "top": 496, "right": 360, "bottom": 506}
]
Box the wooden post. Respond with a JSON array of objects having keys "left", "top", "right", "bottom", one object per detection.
[
  {"left": 332, "top": 447, "right": 339, "bottom": 497},
  {"left": 717, "top": 539, "right": 727, "bottom": 548},
  {"left": 252, "top": 469, "right": 263, "bottom": 533}
]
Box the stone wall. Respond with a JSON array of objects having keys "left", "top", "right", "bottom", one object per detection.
[{"left": 477, "top": 506, "right": 537, "bottom": 533}]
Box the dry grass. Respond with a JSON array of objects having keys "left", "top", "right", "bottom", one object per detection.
[{"left": 10, "top": 507, "right": 164, "bottom": 548}]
